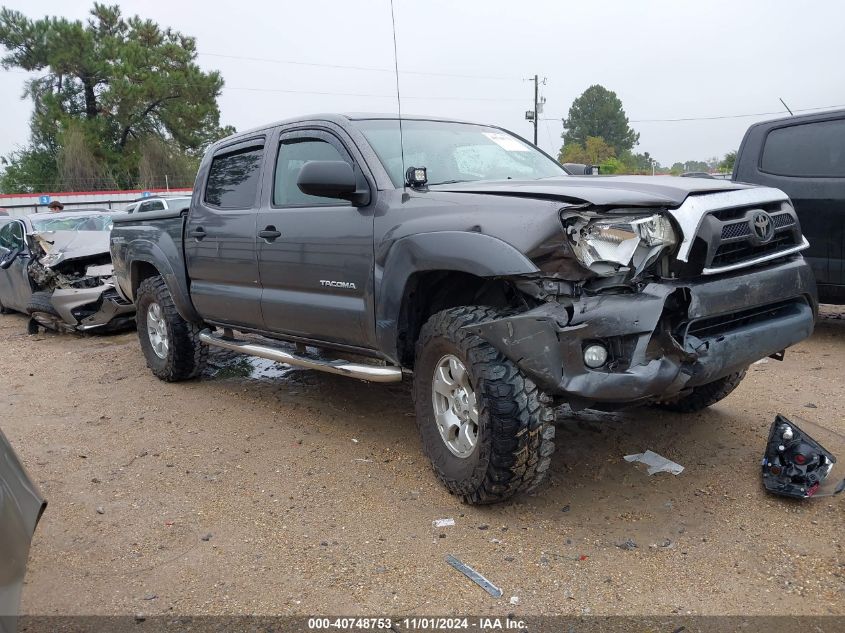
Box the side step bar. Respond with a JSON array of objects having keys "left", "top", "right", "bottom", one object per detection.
[{"left": 198, "top": 329, "right": 403, "bottom": 383}]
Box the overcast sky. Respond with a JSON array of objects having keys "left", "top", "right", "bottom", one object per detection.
[{"left": 1, "top": 0, "right": 843, "bottom": 166}]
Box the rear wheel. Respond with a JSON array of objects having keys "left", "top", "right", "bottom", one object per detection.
[
  {"left": 655, "top": 369, "right": 747, "bottom": 413},
  {"left": 136, "top": 276, "right": 207, "bottom": 381},
  {"left": 413, "top": 306, "right": 555, "bottom": 504}
]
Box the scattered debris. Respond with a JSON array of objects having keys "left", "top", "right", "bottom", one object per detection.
[
  {"left": 509, "top": 596, "right": 520, "bottom": 605},
  {"left": 445, "top": 555, "right": 503, "bottom": 598},
  {"left": 624, "top": 450, "right": 685, "bottom": 476},
  {"left": 433, "top": 518, "right": 455, "bottom": 528},
  {"left": 95, "top": 506, "right": 104, "bottom": 515},
  {"left": 142, "top": 594, "right": 157, "bottom": 601},
  {"left": 616, "top": 539, "right": 638, "bottom": 551},
  {"left": 477, "top": 523, "right": 489, "bottom": 530},
  {"left": 351, "top": 438, "right": 359, "bottom": 444},
  {"left": 804, "top": 403, "right": 818, "bottom": 409},
  {"left": 200, "top": 533, "right": 212, "bottom": 542},
  {"left": 561, "top": 504, "right": 571, "bottom": 513},
  {"left": 762, "top": 414, "right": 842, "bottom": 499}
]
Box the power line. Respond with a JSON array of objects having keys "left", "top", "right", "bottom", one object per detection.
[
  {"left": 629, "top": 104, "right": 845, "bottom": 122},
  {"left": 0, "top": 69, "right": 522, "bottom": 102},
  {"left": 224, "top": 85, "right": 522, "bottom": 101},
  {"left": 3, "top": 69, "right": 842, "bottom": 119},
  {"left": 543, "top": 103, "right": 845, "bottom": 124},
  {"left": 197, "top": 51, "right": 519, "bottom": 81}
]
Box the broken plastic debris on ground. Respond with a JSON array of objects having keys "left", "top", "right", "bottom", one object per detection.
[
  {"left": 432, "top": 518, "right": 455, "bottom": 528},
  {"left": 445, "top": 555, "right": 503, "bottom": 598},
  {"left": 624, "top": 450, "right": 685, "bottom": 475}
]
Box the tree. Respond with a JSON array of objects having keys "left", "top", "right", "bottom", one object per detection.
[
  {"left": 719, "top": 150, "right": 737, "bottom": 173},
  {"left": 0, "top": 3, "right": 234, "bottom": 193},
  {"left": 618, "top": 150, "right": 657, "bottom": 174},
  {"left": 559, "top": 136, "right": 616, "bottom": 166},
  {"left": 561, "top": 85, "right": 639, "bottom": 156}
]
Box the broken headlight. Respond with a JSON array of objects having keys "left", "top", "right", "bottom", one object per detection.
[{"left": 565, "top": 213, "right": 677, "bottom": 277}]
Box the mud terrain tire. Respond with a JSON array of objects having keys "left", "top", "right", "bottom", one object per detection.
[
  {"left": 413, "top": 306, "right": 555, "bottom": 504},
  {"left": 136, "top": 276, "right": 207, "bottom": 382}
]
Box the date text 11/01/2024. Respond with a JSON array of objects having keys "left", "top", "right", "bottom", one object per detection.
[{"left": 307, "top": 617, "right": 526, "bottom": 630}]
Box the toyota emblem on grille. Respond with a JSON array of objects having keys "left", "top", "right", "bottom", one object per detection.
[{"left": 750, "top": 210, "right": 774, "bottom": 243}]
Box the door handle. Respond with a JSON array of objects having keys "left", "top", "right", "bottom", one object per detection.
[
  {"left": 258, "top": 226, "right": 282, "bottom": 241},
  {"left": 189, "top": 227, "right": 206, "bottom": 240}
]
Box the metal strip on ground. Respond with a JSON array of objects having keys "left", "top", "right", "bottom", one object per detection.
[{"left": 445, "top": 555, "right": 503, "bottom": 598}]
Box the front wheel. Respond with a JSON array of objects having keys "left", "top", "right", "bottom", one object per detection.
[
  {"left": 27, "top": 291, "right": 71, "bottom": 332},
  {"left": 654, "top": 369, "right": 747, "bottom": 413},
  {"left": 136, "top": 276, "right": 207, "bottom": 382},
  {"left": 413, "top": 306, "right": 555, "bottom": 504}
]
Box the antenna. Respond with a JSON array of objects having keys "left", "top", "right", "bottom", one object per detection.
[
  {"left": 389, "top": 0, "right": 407, "bottom": 190},
  {"left": 779, "top": 97, "right": 794, "bottom": 116}
]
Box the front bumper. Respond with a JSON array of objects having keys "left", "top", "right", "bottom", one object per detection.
[
  {"left": 51, "top": 283, "right": 136, "bottom": 331},
  {"left": 467, "top": 258, "right": 817, "bottom": 405}
]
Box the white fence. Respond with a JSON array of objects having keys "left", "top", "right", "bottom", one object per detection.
[{"left": 0, "top": 187, "right": 193, "bottom": 218}]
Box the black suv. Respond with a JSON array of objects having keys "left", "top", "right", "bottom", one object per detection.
[{"left": 734, "top": 109, "right": 845, "bottom": 303}]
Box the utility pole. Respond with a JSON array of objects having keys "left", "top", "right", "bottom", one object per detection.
[
  {"left": 532, "top": 74, "right": 539, "bottom": 145},
  {"left": 524, "top": 75, "right": 546, "bottom": 146}
]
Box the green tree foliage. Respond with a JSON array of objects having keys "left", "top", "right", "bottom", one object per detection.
[
  {"left": 561, "top": 85, "right": 639, "bottom": 157},
  {"left": 720, "top": 150, "right": 737, "bottom": 173},
  {"left": 559, "top": 136, "right": 616, "bottom": 166},
  {"left": 0, "top": 3, "right": 234, "bottom": 192}
]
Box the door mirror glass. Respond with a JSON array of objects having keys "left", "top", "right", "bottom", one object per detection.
[{"left": 296, "top": 160, "right": 357, "bottom": 199}]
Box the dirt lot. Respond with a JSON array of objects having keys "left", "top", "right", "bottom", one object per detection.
[{"left": 2, "top": 307, "right": 843, "bottom": 617}]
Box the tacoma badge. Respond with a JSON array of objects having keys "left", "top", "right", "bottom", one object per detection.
[{"left": 320, "top": 280, "right": 357, "bottom": 290}]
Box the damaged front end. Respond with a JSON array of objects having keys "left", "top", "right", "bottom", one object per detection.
[
  {"left": 26, "top": 231, "right": 134, "bottom": 332},
  {"left": 466, "top": 196, "right": 817, "bottom": 408}
]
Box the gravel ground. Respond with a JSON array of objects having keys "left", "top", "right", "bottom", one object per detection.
[{"left": 1, "top": 306, "right": 843, "bottom": 617}]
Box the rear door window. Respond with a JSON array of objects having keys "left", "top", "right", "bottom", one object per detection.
[
  {"left": 205, "top": 145, "right": 265, "bottom": 209},
  {"left": 761, "top": 119, "right": 845, "bottom": 177}
]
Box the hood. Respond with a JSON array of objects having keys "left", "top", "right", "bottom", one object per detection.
[
  {"left": 432, "top": 175, "right": 753, "bottom": 208},
  {"left": 30, "top": 230, "right": 111, "bottom": 267}
]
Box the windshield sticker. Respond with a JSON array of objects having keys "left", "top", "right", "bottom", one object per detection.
[{"left": 483, "top": 132, "right": 531, "bottom": 152}]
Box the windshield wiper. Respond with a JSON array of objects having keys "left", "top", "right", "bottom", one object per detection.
[{"left": 429, "top": 179, "right": 469, "bottom": 186}]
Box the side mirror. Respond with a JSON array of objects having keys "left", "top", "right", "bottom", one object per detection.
[
  {"left": 0, "top": 248, "right": 21, "bottom": 270},
  {"left": 297, "top": 161, "right": 370, "bottom": 205}
]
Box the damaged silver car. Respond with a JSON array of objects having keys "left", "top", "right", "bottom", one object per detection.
[{"left": 0, "top": 211, "right": 135, "bottom": 333}]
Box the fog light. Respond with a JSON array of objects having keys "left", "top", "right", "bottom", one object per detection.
[{"left": 583, "top": 344, "right": 608, "bottom": 368}]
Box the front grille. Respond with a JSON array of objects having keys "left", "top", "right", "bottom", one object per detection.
[
  {"left": 711, "top": 233, "right": 796, "bottom": 267},
  {"left": 721, "top": 212, "right": 796, "bottom": 240},
  {"left": 721, "top": 222, "right": 752, "bottom": 239},
  {"left": 675, "top": 200, "right": 804, "bottom": 276}
]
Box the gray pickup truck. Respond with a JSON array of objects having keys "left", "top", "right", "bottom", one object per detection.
[{"left": 111, "top": 114, "right": 817, "bottom": 504}]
